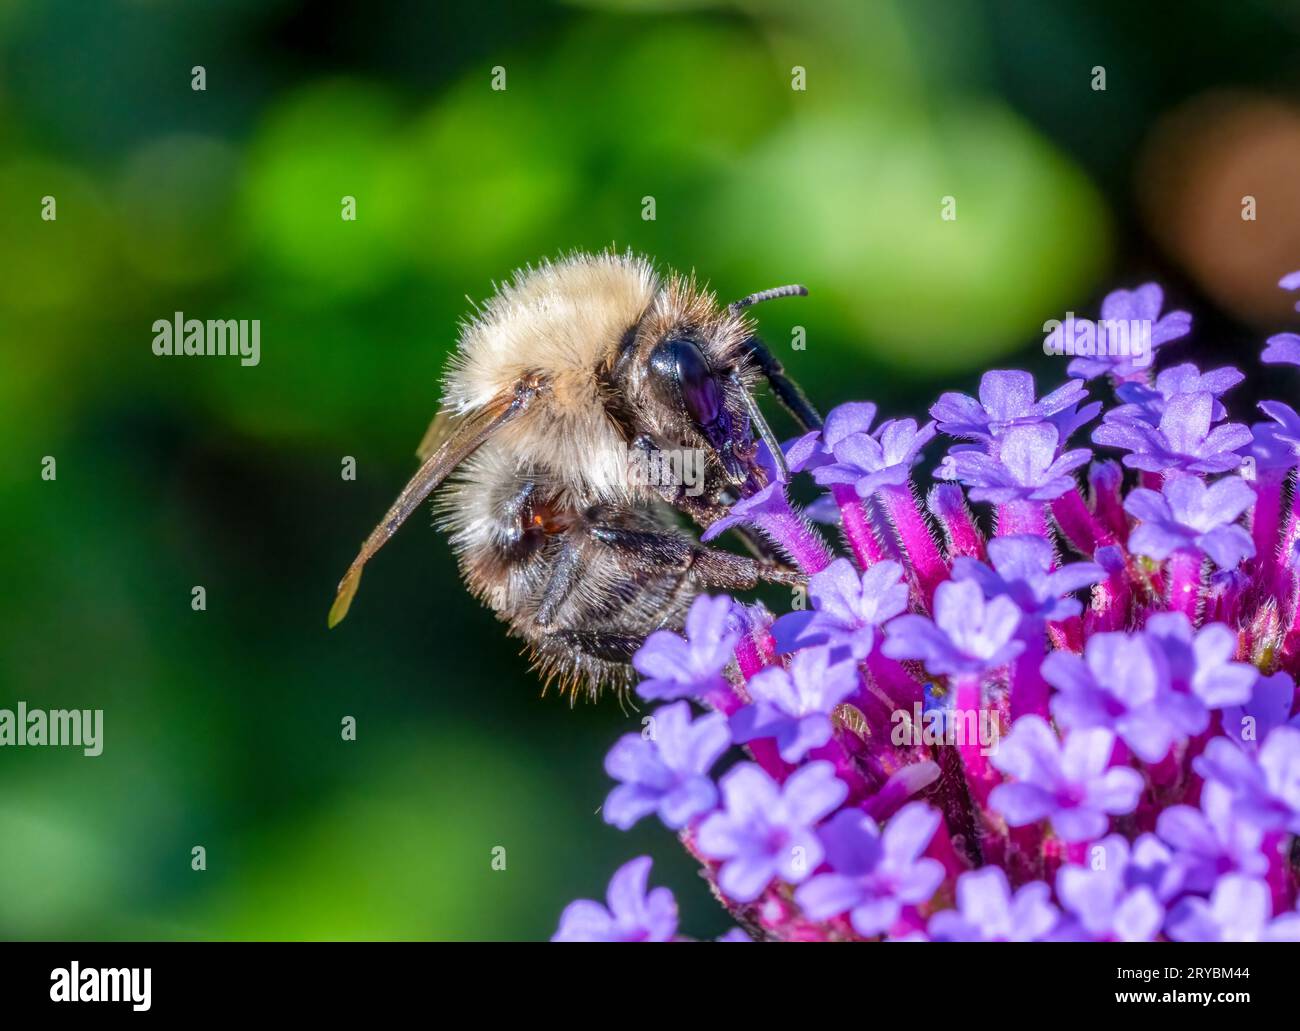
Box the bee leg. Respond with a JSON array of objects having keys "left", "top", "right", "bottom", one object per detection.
[
  {"left": 587, "top": 525, "right": 694, "bottom": 570},
  {"left": 627, "top": 434, "right": 799, "bottom": 573},
  {"left": 719, "top": 523, "right": 781, "bottom": 564},
  {"left": 532, "top": 540, "right": 648, "bottom": 663},
  {"left": 689, "top": 545, "right": 806, "bottom": 590},
  {"left": 740, "top": 335, "right": 823, "bottom": 432},
  {"left": 534, "top": 541, "right": 582, "bottom": 628},
  {"left": 587, "top": 525, "right": 804, "bottom": 589}
]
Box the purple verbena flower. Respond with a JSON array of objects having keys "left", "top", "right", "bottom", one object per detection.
[
  {"left": 603, "top": 701, "right": 730, "bottom": 830},
  {"left": 1093, "top": 392, "right": 1251, "bottom": 475},
  {"left": 930, "top": 369, "right": 1098, "bottom": 445},
  {"left": 952, "top": 534, "right": 1103, "bottom": 621},
  {"left": 770, "top": 558, "right": 909, "bottom": 659},
  {"left": 1258, "top": 399, "right": 1300, "bottom": 458},
  {"left": 1240, "top": 420, "right": 1299, "bottom": 479},
  {"left": 1045, "top": 630, "right": 1208, "bottom": 763},
  {"left": 1261, "top": 332, "right": 1300, "bottom": 367},
  {"left": 822, "top": 401, "right": 879, "bottom": 448},
  {"left": 1064, "top": 283, "right": 1192, "bottom": 382},
  {"left": 938, "top": 423, "right": 1090, "bottom": 503},
  {"left": 794, "top": 802, "right": 944, "bottom": 937},
  {"left": 755, "top": 430, "right": 829, "bottom": 481},
  {"left": 1125, "top": 832, "right": 1185, "bottom": 903},
  {"left": 695, "top": 761, "right": 847, "bottom": 903},
  {"left": 1193, "top": 726, "right": 1300, "bottom": 833},
  {"left": 883, "top": 577, "right": 1024, "bottom": 676},
  {"left": 1156, "top": 782, "right": 1268, "bottom": 894},
  {"left": 1221, "top": 671, "right": 1300, "bottom": 753},
  {"left": 731, "top": 647, "right": 860, "bottom": 762},
  {"left": 1167, "top": 875, "right": 1300, "bottom": 942},
  {"left": 927, "top": 867, "right": 1059, "bottom": 942},
  {"left": 699, "top": 476, "right": 833, "bottom": 572},
  {"left": 1280, "top": 269, "right": 1300, "bottom": 312},
  {"left": 1124, "top": 475, "right": 1255, "bottom": 569},
  {"left": 699, "top": 481, "right": 790, "bottom": 542},
  {"left": 1054, "top": 835, "right": 1164, "bottom": 941},
  {"left": 813, "top": 419, "right": 937, "bottom": 498},
  {"left": 988, "top": 717, "right": 1143, "bottom": 842},
  {"left": 552, "top": 856, "right": 678, "bottom": 942},
  {"left": 566, "top": 274, "right": 1300, "bottom": 947},
  {"left": 632, "top": 595, "right": 738, "bottom": 702},
  {"left": 1144, "top": 612, "right": 1257, "bottom": 708},
  {"left": 1110, "top": 362, "right": 1243, "bottom": 425}
]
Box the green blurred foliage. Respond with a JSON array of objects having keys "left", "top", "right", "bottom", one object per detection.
[{"left": 0, "top": 0, "right": 1295, "bottom": 939}]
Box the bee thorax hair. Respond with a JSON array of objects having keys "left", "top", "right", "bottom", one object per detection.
[
  {"left": 442, "top": 252, "right": 657, "bottom": 501},
  {"left": 441, "top": 251, "right": 760, "bottom": 504}
]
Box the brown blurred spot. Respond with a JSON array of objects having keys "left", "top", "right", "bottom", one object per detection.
[{"left": 1139, "top": 92, "right": 1300, "bottom": 324}]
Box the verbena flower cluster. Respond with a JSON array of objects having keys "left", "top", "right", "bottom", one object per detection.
[{"left": 552, "top": 273, "right": 1300, "bottom": 942}]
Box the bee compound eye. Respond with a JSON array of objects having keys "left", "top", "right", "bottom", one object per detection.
[{"left": 649, "top": 337, "right": 721, "bottom": 428}]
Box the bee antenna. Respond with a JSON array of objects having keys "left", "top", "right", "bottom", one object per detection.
[{"left": 728, "top": 283, "right": 808, "bottom": 314}]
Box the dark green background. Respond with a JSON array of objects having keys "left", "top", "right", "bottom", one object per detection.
[{"left": 2, "top": 0, "right": 1298, "bottom": 939}]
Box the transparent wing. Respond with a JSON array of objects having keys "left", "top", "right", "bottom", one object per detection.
[
  {"left": 415, "top": 408, "right": 457, "bottom": 463},
  {"left": 328, "top": 377, "right": 543, "bottom": 627}
]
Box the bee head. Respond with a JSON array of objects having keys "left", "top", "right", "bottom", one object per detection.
[
  {"left": 641, "top": 332, "right": 760, "bottom": 488},
  {"left": 606, "top": 275, "right": 806, "bottom": 495}
]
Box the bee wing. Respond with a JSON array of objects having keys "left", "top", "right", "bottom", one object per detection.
[
  {"left": 328, "top": 377, "right": 543, "bottom": 628},
  {"left": 415, "top": 408, "right": 457, "bottom": 463}
]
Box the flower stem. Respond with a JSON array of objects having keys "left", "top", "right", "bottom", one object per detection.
[
  {"left": 1089, "top": 461, "right": 1130, "bottom": 546},
  {"left": 1250, "top": 477, "right": 1285, "bottom": 593},
  {"left": 927, "top": 483, "right": 985, "bottom": 561},
  {"left": 1051, "top": 486, "right": 1109, "bottom": 555},
  {"left": 1274, "top": 510, "right": 1300, "bottom": 602},
  {"left": 1166, "top": 548, "right": 1204, "bottom": 622},
  {"left": 1262, "top": 830, "right": 1296, "bottom": 914},
  {"left": 859, "top": 759, "right": 940, "bottom": 822},
  {"left": 732, "top": 608, "right": 776, "bottom": 681},
  {"left": 996, "top": 499, "right": 1048, "bottom": 538},
  {"left": 1085, "top": 561, "right": 1130, "bottom": 634},
  {"left": 831, "top": 484, "right": 886, "bottom": 568},
  {"left": 729, "top": 613, "right": 791, "bottom": 780},
  {"left": 865, "top": 652, "right": 926, "bottom": 708},
  {"left": 952, "top": 675, "right": 999, "bottom": 810},
  {"left": 879, "top": 482, "right": 948, "bottom": 604},
  {"left": 1009, "top": 629, "right": 1048, "bottom": 721},
  {"left": 948, "top": 675, "right": 1009, "bottom": 880},
  {"left": 756, "top": 509, "right": 833, "bottom": 574}
]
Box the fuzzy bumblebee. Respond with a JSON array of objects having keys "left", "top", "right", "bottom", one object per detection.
[{"left": 330, "top": 251, "right": 818, "bottom": 697}]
